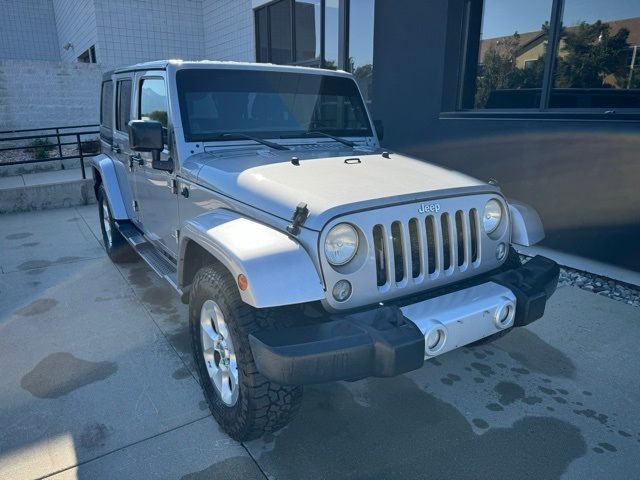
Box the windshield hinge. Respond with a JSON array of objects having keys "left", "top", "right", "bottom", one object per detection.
[{"left": 286, "top": 202, "right": 309, "bottom": 236}]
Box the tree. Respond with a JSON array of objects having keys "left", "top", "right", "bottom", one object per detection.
[
  {"left": 475, "top": 32, "right": 545, "bottom": 108},
  {"left": 554, "top": 21, "right": 631, "bottom": 88}
]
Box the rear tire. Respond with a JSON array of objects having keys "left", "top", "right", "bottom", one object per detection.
[
  {"left": 190, "top": 265, "right": 303, "bottom": 441},
  {"left": 97, "top": 185, "right": 136, "bottom": 263}
]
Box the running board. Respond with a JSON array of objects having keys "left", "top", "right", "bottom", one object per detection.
[{"left": 116, "top": 221, "right": 180, "bottom": 293}]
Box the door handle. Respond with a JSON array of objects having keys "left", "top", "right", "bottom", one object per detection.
[{"left": 111, "top": 144, "right": 121, "bottom": 153}]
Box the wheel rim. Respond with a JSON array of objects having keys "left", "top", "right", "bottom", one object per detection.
[
  {"left": 200, "top": 299, "right": 239, "bottom": 406},
  {"left": 102, "top": 202, "right": 113, "bottom": 248}
]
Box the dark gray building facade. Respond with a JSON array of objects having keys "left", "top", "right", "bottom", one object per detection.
[{"left": 373, "top": 0, "right": 640, "bottom": 271}]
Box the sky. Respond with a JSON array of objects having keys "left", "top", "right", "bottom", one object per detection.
[{"left": 482, "top": 0, "right": 640, "bottom": 39}]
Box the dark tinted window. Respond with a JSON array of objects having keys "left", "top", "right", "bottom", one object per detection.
[
  {"left": 100, "top": 80, "right": 113, "bottom": 128},
  {"left": 270, "top": 1, "right": 293, "bottom": 63},
  {"left": 139, "top": 78, "right": 168, "bottom": 128},
  {"left": 295, "top": 0, "right": 321, "bottom": 62},
  {"left": 116, "top": 79, "right": 132, "bottom": 132},
  {"left": 256, "top": 8, "right": 269, "bottom": 62},
  {"left": 176, "top": 69, "right": 372, "bottom": 142}
]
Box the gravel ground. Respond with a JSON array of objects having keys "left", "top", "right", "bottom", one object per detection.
[
  {"left": 0, "top": 145, "right": 79, "bottom": 164},
  {"left": 521, "top": 255, "right": 640, "bottom": 308}
]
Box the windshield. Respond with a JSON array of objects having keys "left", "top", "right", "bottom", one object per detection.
[{"left": 176, "top": 69, "right": 373, "bottom": 142}]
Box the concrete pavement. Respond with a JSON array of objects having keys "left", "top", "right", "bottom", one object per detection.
[{"left": 1, "top": 205, "right": 639, "bottom": 479}]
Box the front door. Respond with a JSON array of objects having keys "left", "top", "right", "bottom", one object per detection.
[{"left": 134, "top": 72, "right": 179, "bottom": 258}]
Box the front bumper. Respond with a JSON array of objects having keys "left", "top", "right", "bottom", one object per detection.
[{"left": 249, "top": 255, "right": 560, "bottom": 385}]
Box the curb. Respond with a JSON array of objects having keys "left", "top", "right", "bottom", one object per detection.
[{"left": 0, "top": 179, "right": 96, "bottom": 214}]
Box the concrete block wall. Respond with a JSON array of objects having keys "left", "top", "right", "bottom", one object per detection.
[
  {"left": 0, "top": 60, "right": 102, "bottom": 131},
  {"left": 94, "top": 0, "right": 206, "bottom": 69},
  {"left": 0, "top": 0, "right": 60, "bottom": 61},
  {"left": 203, "top": 0, "right": 255, "bottom": 62},
  {"left": 52, "top": 0, "right": 98, "bottom": 63}
]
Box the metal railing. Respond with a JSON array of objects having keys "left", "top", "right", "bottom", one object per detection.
[{"left": 0, "top": 124, "right": 100, "bottom": 179}]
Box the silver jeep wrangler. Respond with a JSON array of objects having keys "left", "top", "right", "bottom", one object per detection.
[{"left": 92, "top": 60, "right": 559, "bottom": 440}]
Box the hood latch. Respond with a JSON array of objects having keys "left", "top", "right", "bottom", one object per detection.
[{"left": 287, "top": 202, "right": 309, "bottom": 236}]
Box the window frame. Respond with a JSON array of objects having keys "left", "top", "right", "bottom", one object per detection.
[{"left": 453, "top": 0, "right": 640, "bottom": 117}]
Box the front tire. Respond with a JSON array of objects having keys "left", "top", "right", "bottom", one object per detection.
[
  {"left": 190, "top": 265, "right": 302, "bottom": 441},
  {"left": 97, "top": 185, "right": 135, "bottom": 263}
]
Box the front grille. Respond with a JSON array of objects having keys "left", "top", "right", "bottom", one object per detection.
[{"left": 373, "top": 209, "right": 481, "bottom": 289}]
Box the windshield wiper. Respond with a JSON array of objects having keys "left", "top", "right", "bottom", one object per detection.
[
  {"left": 283, "top": 131, "right": 356, "bottom": 147},
  {"left": 215, "top": 133, "right": 290, "bottom": 151}
]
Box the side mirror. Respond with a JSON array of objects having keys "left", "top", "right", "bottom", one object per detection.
[
  {"left": 129, "top": 120, "right": 163, "bottom": 152},
  {"left": 129, "top": 120, "right": 173, "bottom": 172},
  {"left": 373, "top": 119, "right": 384, "bottom": 141}
]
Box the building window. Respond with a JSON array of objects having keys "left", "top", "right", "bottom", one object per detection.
[
  {"left": 115, "top": 79, "right": 132, "bottom": 133},
  {"left": 255, "top": 0, "right": 375, "bottom": 102},
  {"left": 78, "top": 45, "right": 96, "bottom": 63},
  {"left": 460, "top": 0, "right": 640, "bottom": 111},
  {"left": 347, "top": 0, "right": 374, "bottom": 104}
]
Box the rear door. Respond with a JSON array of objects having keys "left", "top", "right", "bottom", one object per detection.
[
  {"left": 113, "top": 75, "right": 138, "bottom": 223},
  {"left": 134, "top": 72, "right": 179, "bottom": 257}
]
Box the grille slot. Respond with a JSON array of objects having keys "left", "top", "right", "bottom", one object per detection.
[
  {"left": 372, "top": 208, "right": 481, "bottom": 289},
  {"left": 373, "top": 225, "right": 387, "bottom": 287}
]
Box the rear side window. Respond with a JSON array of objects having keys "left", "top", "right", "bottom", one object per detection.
[
  {"left": 100, "top": 81, "right": 113, "bottom": 128},
  {"left": 116, "top": 79, "right": 132, "bottom": 133}
]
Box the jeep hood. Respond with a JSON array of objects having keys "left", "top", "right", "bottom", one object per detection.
[{"left": 188, "top": 148, "right": 495, "bottom": 231}]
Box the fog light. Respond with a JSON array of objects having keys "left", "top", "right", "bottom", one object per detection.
[
  {"left": 425, "top": 327, "right": 446, "bottom": 354},
  {"left": 496, "top": 242, "right": 507, "bottom": 261},
  {"left": 494, "top": 299, "right": 516, "bottom": 329},
  {"left": 332, "top": 280, "right": 352, "bottom": 302}
]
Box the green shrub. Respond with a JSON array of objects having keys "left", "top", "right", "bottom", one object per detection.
[{"left": 30, "top": 138, "right": 55, "bottom": 160}]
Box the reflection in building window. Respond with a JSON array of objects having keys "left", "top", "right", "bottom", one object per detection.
[
  {"left": 348, "top": 0, "right": 374, "bottom": 104},
  {"left": 551, "top": 1, "right": 640, "bottom": 108},
  {"left": 295, "top": 0, "right": 321, "bottom": 63},
  {"left": 472, "top": 0, "right": 553, "bottom": 109},
  {"left": 461, "top": 0, "right": 640, "bottom": 110}
]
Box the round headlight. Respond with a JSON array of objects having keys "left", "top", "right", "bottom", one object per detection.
[
  {"left": 483, "top": 199, "right": 503, "bottom": 234},
  {"left": 324, "top": 223, "right": 359, "bottom": 266}
]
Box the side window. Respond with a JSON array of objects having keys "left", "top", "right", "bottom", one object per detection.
[
  {"left": 115, "top": 79, "right": 132, "bottom": 133},
  {"left": 139, "top": 78, "right": 169, "bottom": 128},
  {"left": 100, "top": 80, "right": 113, "bottom": 128}
]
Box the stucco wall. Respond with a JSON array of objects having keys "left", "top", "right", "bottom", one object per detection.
[
  {"left": 0, "top": 60, "right": 102, "bottom": 131},
  {"left": 203, "top": 0, "right": 255, "bottom": 62},
  {"left": 0, "top": 0, "right": 60, "bottom": 61},
  {"left": 94, "top": 0, "right": 206, "bottom": 69}
]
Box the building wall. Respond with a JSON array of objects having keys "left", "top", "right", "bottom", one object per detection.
[
  {"left": 94, "top": 0, "right": 206, "bottom": 69},
  {"left": 0, "top": 60, "right": 102, "bottom": 130},
  {"left": 0, "top": 1, "right": 60, "bottom": 61},
  {"left": 52, "top": 0, "right": 98, "bottom": 63},
  {"left": 203, "top": 0, "right": 255, "bottom": 61},
  {"left": 372, "top": 0, "right": 640, "bottom": 271}
]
